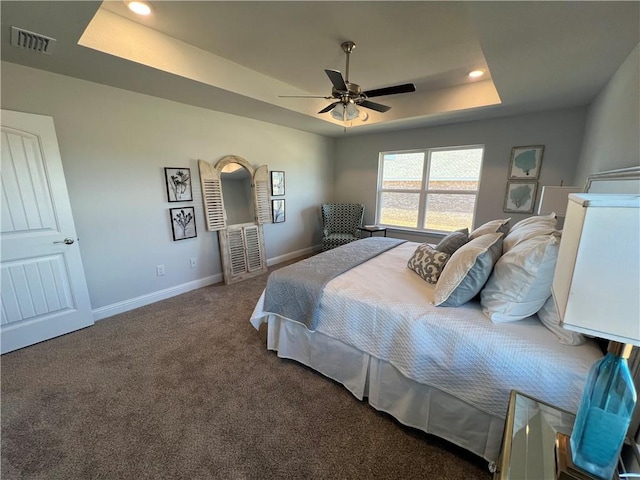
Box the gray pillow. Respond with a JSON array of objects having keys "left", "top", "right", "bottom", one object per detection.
[
  {"left": 435, "top": 228, "right": 469, "bottom": 255},
  {"left": 434, "top": 233, "right": 504, "bottom": 307},
  {"left": 407, "top": 243, "right": 451, "bottom": 284}
]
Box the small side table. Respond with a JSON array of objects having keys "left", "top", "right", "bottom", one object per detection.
[
  {"left": 357, "top": 225, "right": 387, "bottom": 238},
  {"left": 494, "top": 390, "right": 621, "bottom": 480},
  {"left": 495, "top": 390, "right": 575, "bottom": 480}
]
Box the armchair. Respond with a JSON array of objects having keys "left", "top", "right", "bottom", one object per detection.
[{"left": 321, "top": 203, "right": 365, "bottom": 251}]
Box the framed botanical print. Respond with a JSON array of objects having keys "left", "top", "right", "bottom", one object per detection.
[
  {"left": 504, "top": 181, "right": 538, "bottom": 213},
  {"left": 271, "top": 171, "right": 285, "bottom": 196},
  {"left": 272, "top": 199, "right": 285, "bottom": 223},
  {"left": 508, "top": 146, "right": 544, "bottom": 179},
  {"left": 165, "top": 167, "right": 193, "bottom": 202},
  {"left": 170, "top": 207, "right": 197, "bottom": 240}
]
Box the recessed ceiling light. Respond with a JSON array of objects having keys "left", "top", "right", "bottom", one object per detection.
[
  {"left": 126, "top": 1, "right": 152, "bottom": 16},
  {"left": 468, "top": 70, "right": 485, "bottom": 78}
]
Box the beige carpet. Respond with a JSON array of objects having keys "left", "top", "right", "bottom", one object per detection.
[{"left": 1, "top": 262, "right": 491, "bottom": 479}]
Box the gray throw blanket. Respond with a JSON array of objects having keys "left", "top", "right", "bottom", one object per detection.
[{"left": 264, "top": 237, "right": 406, "bottom": 330}]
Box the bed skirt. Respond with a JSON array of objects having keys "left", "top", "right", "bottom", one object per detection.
[{"left": 264, "top": 314, "right": 504, "bottom": 463}]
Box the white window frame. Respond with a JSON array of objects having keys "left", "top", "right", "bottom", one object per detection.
[{"left": 375, "top": 145, "right": 484, "bottom": 233}]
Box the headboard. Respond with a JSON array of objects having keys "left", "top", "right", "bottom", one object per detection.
[{"left": 584, "top": 166, "right": 640, "bottom": 194}]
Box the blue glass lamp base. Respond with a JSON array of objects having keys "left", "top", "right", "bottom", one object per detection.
[
  {"left": 556, "top": 433, "right": 618, "bottom": 480},
  {"left": 570, "top": 346, "right": 636, "bottom": 480}
]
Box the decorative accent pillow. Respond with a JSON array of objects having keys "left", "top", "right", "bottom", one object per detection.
[
  {"left": 435, "top": 228, "right": 469, "bottom": 255},
  {"left": 469, "top": 218, "right": 511, "bottom": 240},
  {"left": 481, "top": 233, "right": 560, "bottom": 323},
  {"left": 537, "top": 295, "right": 586, "bottom": 346},
  {"left": 433, "top": 233, "right": 504, "bottom": 307},
  {"left": 407, "top": 244, "right": 450, "bottom": 284}
]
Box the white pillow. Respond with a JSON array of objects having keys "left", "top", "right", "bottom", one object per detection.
[
  {"left": 504, "top": 225, "right": 560, "bottom": 253},
  {"left": 509, "top": 212, "right": 557, "bottom": 234},
  {"left": 434, "top": 233, "right": 504, "bottom": 307},
  {"left": 469, "top": 218, "right": 511, "bottom": 240},
  {"left": 481, "top": 233, "right": 560, "bottom": 323},
  {"left": 537, "top": 296, "right": 586, "bottom": 346}
]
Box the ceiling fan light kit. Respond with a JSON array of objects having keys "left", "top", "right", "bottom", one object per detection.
[
  {"left": 281, "top": 41, "right": 416, "bottom": 123},
  {"left": 330, "top": 102, "right": 359, "bottom": 121}
]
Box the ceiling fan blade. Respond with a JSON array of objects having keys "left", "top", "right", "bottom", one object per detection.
[
  {"left": 359, "top": 100, "right": 391, "bottom": 113},
  {"left": 324, "top": 69, "right": 348, "bottom": 91},
  {"left": 318, "top": 102, "right": 339, "bottom": 114},
  {"left": 363, "top": 83, "right": 416, "bottom": 98},
  {"left": 279, "top": 95, "right": 333, "bottom": 99}
]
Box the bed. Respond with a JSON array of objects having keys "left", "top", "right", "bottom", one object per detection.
[
  {"left": 249, "top": 167, "right": 640, "bottom": 463},
  {"left": 251, "top": 239, "right": 604, "bottom": 462}
]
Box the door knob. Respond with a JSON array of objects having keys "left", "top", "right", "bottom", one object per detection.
[{"left": 53, "top": 238, "right": 75, "bottom": 245}]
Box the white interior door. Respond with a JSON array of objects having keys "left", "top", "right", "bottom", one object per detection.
[{"left": 1, "top": 109, "right": 93, "bottom": 354}]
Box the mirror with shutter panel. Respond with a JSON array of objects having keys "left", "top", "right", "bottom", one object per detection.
[
  {"left": 198, "top": 155, "right": 271, "bottom": 284},
  {"left": 220, "top": 163, "right": 254, "bottom": 225}
]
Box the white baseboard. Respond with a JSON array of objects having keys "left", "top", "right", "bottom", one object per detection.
[
  {"left": 93, "top": 244, "right": 320, "bottom": 321},
  {"left": 92, "top": 274, "right": 223, "bottom": 321},
  {"left": 266, "top": 244, "right": 320, "bottom": 266}
]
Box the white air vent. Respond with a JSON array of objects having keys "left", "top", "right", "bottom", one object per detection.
[{"left": 11, "top": 27, "right": 56, "bottom": 55}]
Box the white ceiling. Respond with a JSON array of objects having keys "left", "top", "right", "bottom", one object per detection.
[{"left": 1, "top": 1, "right": 638, "bottom": 137}]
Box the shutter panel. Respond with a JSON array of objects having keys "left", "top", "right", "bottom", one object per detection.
[
  {"left": 228, "top": 228, "right": 247, "bottom": 275},
  {"left": 244, "top": 225, "right": 263, "bottom": 272},
  {"left": 198, "top": 160, "right": 226, "bottom": 231},
  {"left": 254, "top": 165, "right": 272, "bottom": 224}
]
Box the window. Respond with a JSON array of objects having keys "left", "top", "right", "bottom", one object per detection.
[{"left": 376, "top": 146, "right": 484, "bottom": 232}]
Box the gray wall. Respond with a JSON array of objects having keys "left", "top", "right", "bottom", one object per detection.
[
  {"left": 334, "top": 108, "right": 587, "bottom": 243},
  {"left": 574, "top": 43, "right": 640, "bottom": 185},
  {"left": 1, "top": 62, "right": 334, "bottom": 314}
]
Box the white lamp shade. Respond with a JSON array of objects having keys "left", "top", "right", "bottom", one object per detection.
[
  {"left": 552, "top": 193, "right": 640, "bottom": 345},
  {"left": 537, "top": 186, "right": 583, "bottom": 216},
  {"left": 330, "top": 103, "right": 345, "bottom": 120},
  {"left": 345, "top": 103, "right": 359, "bottom": 120}
]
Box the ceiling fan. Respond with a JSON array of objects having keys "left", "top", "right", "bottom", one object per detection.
[{"left": 280, "top": 41, "right": 416, "bottom": 121}]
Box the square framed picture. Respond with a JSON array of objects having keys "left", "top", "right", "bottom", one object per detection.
[
  {"left": 170, "top": 207, "right": 197, "bottom": 240},
  {"left": 508, "top": 145, "right": 544, "bottom": 179},
  {"left": 165, "top": 167, "right": 193, "bottom": 202},
  {"left": 504, "top": 181, "right": 538, "bottom": 213},
  {"left": 272, "top": 199, "right": 285, "bottom": 223},
  {"left": 271, "top": 171, "right": 285, "bottom": 196}
]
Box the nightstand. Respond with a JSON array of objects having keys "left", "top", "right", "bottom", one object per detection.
[
  {"left": 494, "top": 390, "right": 575, "bottom": 479},
  {"left": 494, "top": 390, "right": 622, "bottom": 480},
  {"left": 357, "top": 225, "right": 387, "bottom": 237}
]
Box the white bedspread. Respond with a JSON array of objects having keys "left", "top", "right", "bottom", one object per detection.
[{"left": 251, "top": 242, "right": 603, "bottom": 418}]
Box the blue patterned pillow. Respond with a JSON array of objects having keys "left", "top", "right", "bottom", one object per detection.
[{"left": 407, "top": 244, "right": 451, "bottom": 284}]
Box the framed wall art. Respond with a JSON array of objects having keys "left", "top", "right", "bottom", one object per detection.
[
  {"left": 508, "top": 145, "right": 544, "bottom": 179},
  {"left": 272, "top": 199, "right": 285, "bottom": 223},
  {"left": 271, "top": 171, "right": 285, "bottom": 196},
  {"left": 165, "top": 167, "right": 193, "bottom": 202},
  {"left": 504, "top": 181, "right": 538, "bottom": 213},
  {"left": 170, "top": 207, "right": 197, "bottom": 240}
]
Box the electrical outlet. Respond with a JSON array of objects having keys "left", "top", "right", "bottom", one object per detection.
[
  {"left": 156, "top": 265, "right": 165, "bottom": 276},
  {"left": 190, "top": 258, "right": 197, "bottom": 268}
]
